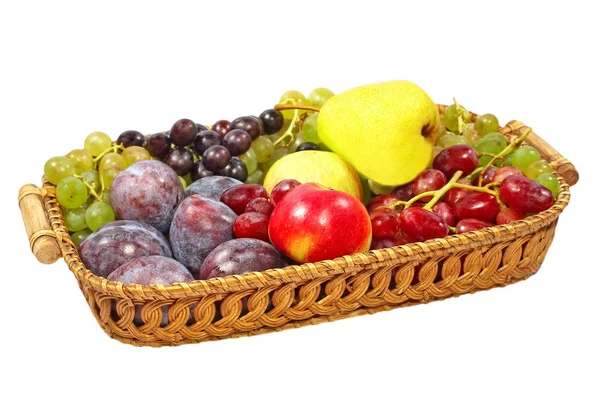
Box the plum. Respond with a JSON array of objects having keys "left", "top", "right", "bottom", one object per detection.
[
  {"left": 169, "top": 195, "right": 237, "bottom": 277},
  {"left": 110, "top": 160, "right": 184, "bottom": 233},
  {"left": 184, "top": 175, "right": 242, "bottom": 201},
  {"left": 200, "top": 238, "right": 285, "bottom": 280},
  {"left": 107, "top": 256, "right": 194, "bottom": 326},
  {"left": 78, "top": 220, "right": 172, "bottom": 278}
]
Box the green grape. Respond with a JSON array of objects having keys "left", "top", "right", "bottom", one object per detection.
[
  {"left": 71, "top": 228, "right": 92, "bottom": 247},
  {"left": 56, "top": 177, "right": 88, "bottom": 209},
  {"left": 100, "top": 167, "right": 122, "bottom": 190},
  {"left": 99, "top": 153, "right": 127, "bottom": 172},
  {"left": 64, "top": 207, "right": 88, "bottom": 232},
  {"left": 183, "top": 173, "right": 193, "bottom": 187},
  {"left": 435, "top": 129, "right": 452, "bottom": 146},
  {"left": 267, "top": 132, "right": 282, "bottom": 143},
  {"left": 239, "top": 148, "right": 258, "bottom": 175},
  {"left": 251, "top": 136, "right": 275, "bottom": 163},
  {"left": 307, "top": 88, "right": 334, "bottom": 107},
  {"left": 536, "top": 173, "right": 560, "bottom": 197},
  {"left": 84, "top": 131, "right": 112, "bottom": 156},
  {"left": 504, "top": 152, "right": 515, "bottom": 166},
  {"left": 279, "top": 90, "right": 307, "bottom": 120},
  {"left": 475, "top": 113, "right": 500, "bottom": 135},
  {"left": 462, "top": 123, "right": 483, "bottom": 145},
  {"left": 474, "top": 134, "right": 507, "bottom": 155},
  {"left": 245, "top": 169, "right": 264, "bottom": 185},
  {"left": 432, "top": 146, "right": 444, "bottom": 162},
  {"left": 85, "top": 201, "right": 115, "bottom": 231},
  {"left": 44, "top": 156, "right": 75, "bottom": 185},
  {"left": 179, "top": 176, "right": 187, "bottom": 189},
  {"left": 444, "top": 104, "right": 471, "bottom": 133},
  {"left": 301, "top": 113, "right": 320, "bottom": 143},
  {"left": 478, "top": 155, "right": 502, "bottom": 167},
  {"left": 101, "top": 191, "right": 111, "bottom": 206},
  {"left": 525, "top": 160, "right": 553, "bottom": 180},
  {"left": 66, "top": 149, "right": 94, "bottom": 174},
  {"left": 512, "top": 146, "right": 540, "bottom": 172},
  {"left": 368, "top": 180, "right": 394, "bottom": 195},
  {"left": 261, "top": 147, "right": 289, "bottom": 173},
  {"left": 122, "top": 146, "right": 151, "bottom": 166},
  {"left": 438, "top": 134, "right": 470, "bottom": 148},
  {"left": 80, "top": 170, "right": 100, "bottom": 191},
  {"left": 289, "top": 132, "right": 306, "bottom": 152}
]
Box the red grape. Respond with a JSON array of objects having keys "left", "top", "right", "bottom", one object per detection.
[
  {"left": 370, "top": 238, "right": 396, "bottom": 250},
  {"left": 194, "top": 130, "right": 222, "bottom": 154},
  {"left": 366, "top": 194, "right": 398, "bottom": 213},
  {"left": 481, "top": 167, "right": 497, "bottom": 185},
  {"left": 432, "top": 202, "right": 455, "bottom": 226},
  {"left": 394, "top": 232, "right": 416, "bottom": 245},
  {"left": 398, "top": 207, "right": 449, "bottom": 242},
  {"left": 221, "top": 184, "right": 268, "bottom": 215},
  {"left": 234, "top": 212, "right": 270, "bottom": 242},
  {"left": 492, "top": 166, "right": 523, "bottom": 183},
  {"left": 499, "top": 175, "right": 554, "bottom": 213},
  {"left": 391, "top": 182, "right": 413, "bottom": 201},
  {"left": 244, "top": 197, "right": 274, "bottom": 216},
  {"left": 117, "top": 130, "right": 145, "bottom": 148},
  {"left": 147, "top": 133, "right": 171, "bottom": 159},
  {"left": 496, "top": 207, "right": 525, "bottom": 224},
  {"left": 413, "top": 169, "right": 447, "bottom": 201},
  {"left": 170, "top": 118, "right": 198, "bottom": 147},
  {"left": 230, "top": 116, "right": 263, "bottom": 139},
  {"left": 212, "top": 120, "right": 230, "bottom": 139},
  {"left": 453, "top": 192, "right": 501, "bottom": 223},
  {"left": 455, "top": 219, "right": 493, "bottom": 234},
  {"left": 445, "top": 187, "right": 471, "bottom": 205},
  {"left": 270, "top": 179, "right": 301, "bottom": 206},
  {"left": 432, "top": 144, "right": 479, "bottom": 178},
  {"left": 370, "top": 208, "right": 401, "bottom": 239}
]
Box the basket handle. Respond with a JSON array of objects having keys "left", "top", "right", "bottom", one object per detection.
[
  {"left": 502, "top": 120, "right": 579, "bottom": 186},
  {"left": 18, "top": 184, "right": 62, "bottom": 264}
]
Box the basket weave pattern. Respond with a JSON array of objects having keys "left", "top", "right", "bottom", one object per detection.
[{"left": 40, "top": 116, "right": 571, "bottom": 347}]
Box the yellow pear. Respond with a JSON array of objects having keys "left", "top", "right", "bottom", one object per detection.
[{"left": 317, "top": 80, "right": 439, "bottom": 186}]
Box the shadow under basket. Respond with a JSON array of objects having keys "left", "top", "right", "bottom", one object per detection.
[{"left": 18, "top": 106, "right": 578, "bottom": 347}]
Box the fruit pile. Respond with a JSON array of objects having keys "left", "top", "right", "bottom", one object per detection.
[{"left": 40, "top": 80, "right": 560, "bottom": 296}]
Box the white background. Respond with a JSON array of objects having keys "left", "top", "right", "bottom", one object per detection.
[{"left": 1, "top": 1, "right": 598, "bottom": 398}]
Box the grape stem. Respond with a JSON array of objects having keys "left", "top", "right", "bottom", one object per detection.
[
  {"left": 273, "top": 108, "right": 300, "bottom": 148},
  {"left": 74, "top": 174, "right": 101, "bottom": 201},
  {"left": 478, "top": 127, "right": 531, "bottom": 186},
  {"left": 274, "top": 104, "right": 321, "bottom": 113},
  {"left": 423, "top": 171, "right": 464, "bottom": 211},
  {"left": 92, "top": 143, "right": 125, "bottom": 163}
]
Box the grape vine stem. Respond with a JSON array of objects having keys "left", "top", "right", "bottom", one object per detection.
[
  {"left": 74, "top": 174, "right": 102, "bottom": 201},
  {"left": 274, "top": 104, "right": 321, "bottom": 113},
  {"left": 478, "top": 127, "right": 531, "bottom": 186}
]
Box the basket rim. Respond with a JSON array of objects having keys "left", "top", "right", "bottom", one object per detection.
[{"left": 43, "top": 112, "right": 572, "bottom": 300}]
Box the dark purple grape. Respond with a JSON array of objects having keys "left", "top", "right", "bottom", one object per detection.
[
  {"left": 296, "top": 142, "right": 320, "bottom": 152},
  {"left": 230, "top": 116, "right": 262, "bottom": 139},
  {"left": 190, "top": 161, "right": 214, "bottom": 181},
  {"left": 117, "top": 130, "right": 146, "bottom": 148},
  {"left": 202, "top": 145, "right": 231, "bottom": 172},
  {"left": 147, "top": 133, "right": 171, "bottom": 159},
  {"left": 78, "top": 220, "right": 173, "bottom": 278},
  {"left": 193, "top": 130, "right": 222, "bottom": 154},
  {"left": 169, "top": 195, "right": 237, "bottom": 277},
  {"left": 196, "top": 123, "right": 208, "bottom": 132},
  {"left": 218, "top": 157, "right": 248, "bottom": 182},
  {"left": 199, "top": 238, "right": 285, "bottom": 280},
  {"left": 259, "top": 109, "right": 284, "bottom": 134},
  {"left": 165, "top": 147, "right": 194, "bottom": 176},
  {"left": 110, "top": 160, "right": 185, "bottom": 233},
  {"left": 170, "top": 118, "right": 198, "bottom": 147},
  {"left": 222, "top": 129, "right": 252, "bottom": 156},
  {"left": 212, "top": 120, "right": 230, "bottom": 139},
  {"left": 107, "top": 255, "right": 194, "bottom": 326},
  {"left": 185, "top": 175, "right": 242, "bottom": 200}
]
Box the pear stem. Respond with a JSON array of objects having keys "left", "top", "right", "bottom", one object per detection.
[{"left": 274, "top": 104, "right": 321, "bottom": 113}]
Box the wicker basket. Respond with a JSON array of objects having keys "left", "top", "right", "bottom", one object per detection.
[{"left": 18, "top": 105, "right": 579, "bottom": 347}]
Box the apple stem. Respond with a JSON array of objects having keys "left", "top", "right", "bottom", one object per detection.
[
  {"left": 423, "top": 171, "right": 463, "bottom": 211},
  {"left": 274, "top": 104, "right": 321, "bottom": 113},
  {"left": 477, "top": 127, "right": 531, "bottom": 186}
]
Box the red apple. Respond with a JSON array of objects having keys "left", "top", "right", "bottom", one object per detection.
[{"left": 268, "top": 182, "right": 372, "bottom": 263}]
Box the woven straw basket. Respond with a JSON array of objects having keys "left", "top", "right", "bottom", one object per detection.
[{"left": 18, "top": 105, "right": 579, "bottom": 347}]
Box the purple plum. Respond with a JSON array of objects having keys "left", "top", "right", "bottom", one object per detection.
[
  {"left": 184, "top": 175, "right": 242, "bottom": 201},
  {"left": 110, "top": 160, "right": 184, "bottom": 233}
]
